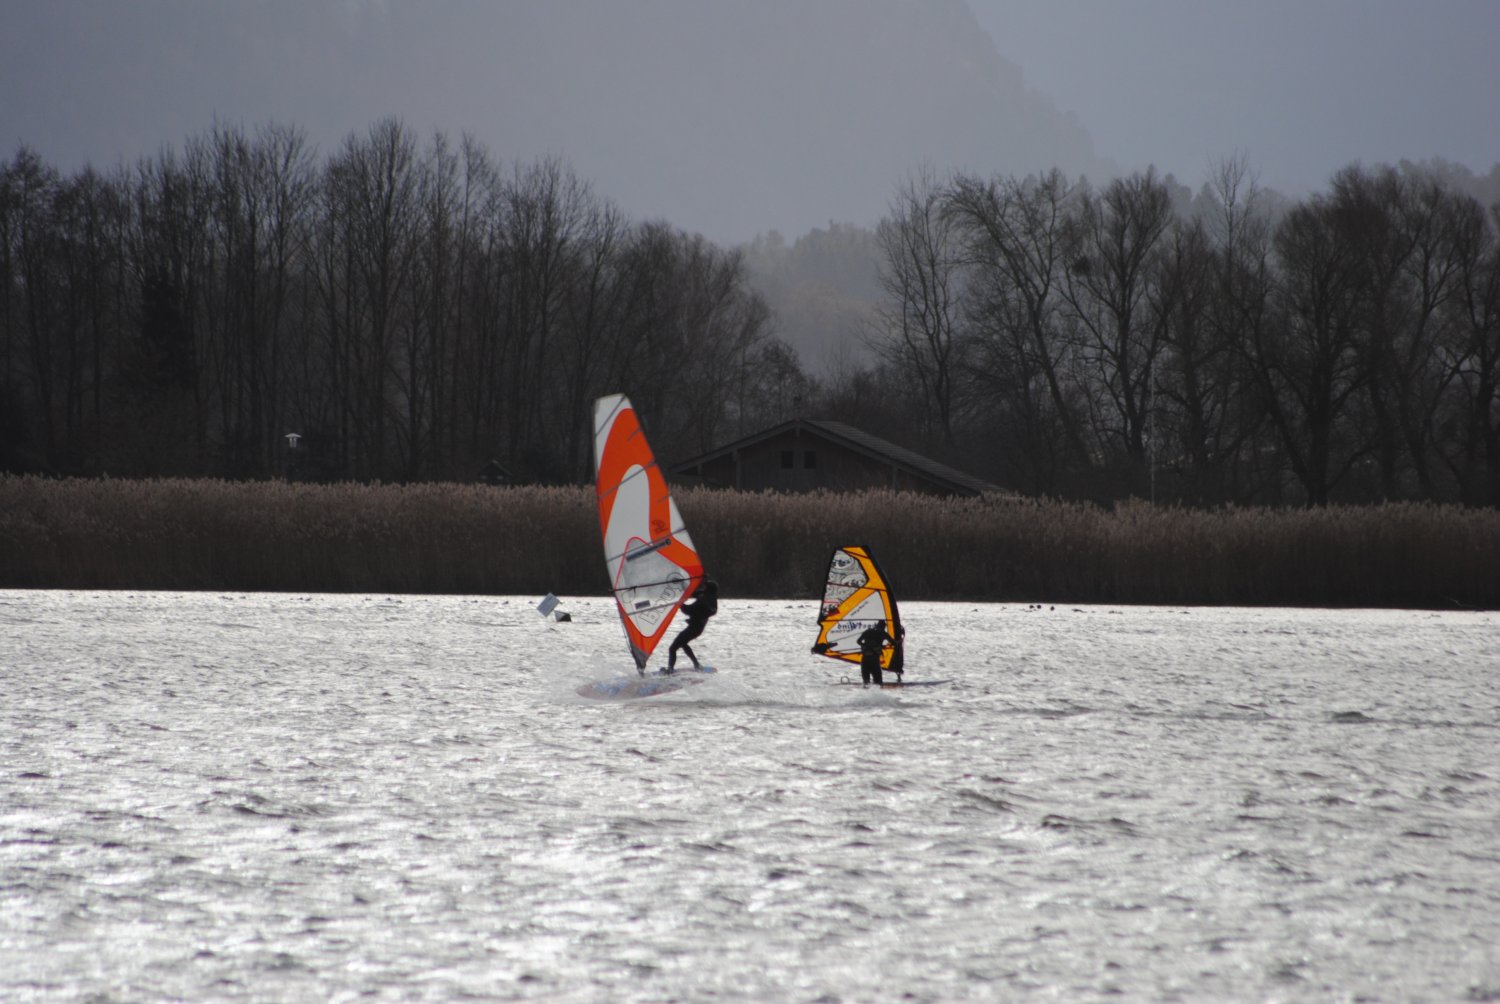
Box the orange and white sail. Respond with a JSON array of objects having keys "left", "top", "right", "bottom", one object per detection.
[
  {"left": 811, "top": 546, "right": 902, "bottom": 669},
  {"left": 593, "top": 394, "right": 704, "bottom": 669}
]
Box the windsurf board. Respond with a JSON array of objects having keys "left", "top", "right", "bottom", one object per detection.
[
  {"left": 647, "top": 665, "right": 716, "bottom": 678},
  {"left": 578, "top": 677, "right": 703, "bottom": 700},
  {"left": 577, "top": 665, "right": 717, "bottom": 700}
]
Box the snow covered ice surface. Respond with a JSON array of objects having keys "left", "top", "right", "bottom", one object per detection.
[{"left": 2, "top": 590, "right": 1498, "bottom": 1002}]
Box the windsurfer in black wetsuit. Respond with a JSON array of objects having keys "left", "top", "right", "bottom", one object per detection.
[
  {"left": 856, "top": 620, "right": 897, "bottom": 686},
  {"left": 666, "top": 578, "right": 717, "bottom": 672}
]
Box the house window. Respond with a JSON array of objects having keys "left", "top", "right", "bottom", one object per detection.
[
  {"left": 803, "top": 450, "right": 817, "bottom": 469},
  {"left": 781, "top": 450, "right": 794, "bottom": 469}
]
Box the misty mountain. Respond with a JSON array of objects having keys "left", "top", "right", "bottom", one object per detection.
[
  {"left": 741, "top": 224, "right": 885, "bottom": 377},
  {"left": 2, "top": 0, "right": 1112, "bottom": 246}
]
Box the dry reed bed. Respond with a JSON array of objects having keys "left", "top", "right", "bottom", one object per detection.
[{"left": 2, "top": 476, "right": 1496, "bottom": 607}]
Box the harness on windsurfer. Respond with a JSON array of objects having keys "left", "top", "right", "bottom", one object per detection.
[{"left": 666, "top": 578, "right": 717, "bottom": 672}]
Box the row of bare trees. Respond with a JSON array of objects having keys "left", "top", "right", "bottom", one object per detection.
[
  {"left": 874, "top": 160, "right": 1500, "bottom": 506},
  {"left": 1, "top": 120, "right": 780, "bottom": 483},
  {"left": 6, "top": 120, "right": 1498, "bottom": 508}
]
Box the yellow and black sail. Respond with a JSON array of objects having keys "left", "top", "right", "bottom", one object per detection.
[{"left": 811, "top": 546, "right": 902, "bottom": 670}]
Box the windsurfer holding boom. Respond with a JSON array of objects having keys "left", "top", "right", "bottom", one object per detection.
[
  {"left": 856, "top": 620, "right": 897, "bottom": 686},
  {"left": 666, "top": 578, "right": 718, "bottom": 673}
]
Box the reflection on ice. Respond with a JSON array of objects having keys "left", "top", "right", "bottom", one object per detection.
[{"left": 2, "top": 590, "right": 1498, "bottom": 1001}]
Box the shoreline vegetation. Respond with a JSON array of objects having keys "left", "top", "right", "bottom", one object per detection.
[{"left": 3, "top": 476, "right": 1497, "bottom": 609}]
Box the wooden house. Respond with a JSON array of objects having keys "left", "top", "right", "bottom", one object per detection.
[
  {"left": 670, "top": 419, "right": 1002, "bottom": 497},
  {"left": 477, "top": 459, "right": 515, "bottom": 486}
]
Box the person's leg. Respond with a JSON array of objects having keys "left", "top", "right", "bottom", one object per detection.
[{"left": 667, "top": 621, "right": 703, "bottom": 671}]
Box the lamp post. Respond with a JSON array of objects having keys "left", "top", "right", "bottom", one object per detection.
[{"left": 284, "top": 432, "right": 303, "bottom": 480}]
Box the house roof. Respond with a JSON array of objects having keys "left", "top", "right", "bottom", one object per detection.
[
  {"left": 671, "top": 418, "right": 1004, "bottom": 497},
  {"left": 477, "top": 459, "right": 514, "bottom": 484}
]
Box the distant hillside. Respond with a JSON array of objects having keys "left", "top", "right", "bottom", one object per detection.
[{"left": 741, "top": 224, "right": 884, "bottom": 377}]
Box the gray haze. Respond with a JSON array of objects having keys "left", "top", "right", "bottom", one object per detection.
[
  {"left": 3, "top": 0, "right": 1497, "bottom": 246},
  {"left": 970, "top": 0, "right": 1500, "bottom": 201}
]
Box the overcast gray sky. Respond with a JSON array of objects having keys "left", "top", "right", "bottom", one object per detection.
[
  {"left": 971, "top": 0, "right": 1500, "bottom": 196},
  {"left": 3, "top": 1, "right": 1496, "bottom": 245}
]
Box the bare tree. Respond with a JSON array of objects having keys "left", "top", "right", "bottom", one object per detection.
[
  {"left": 6, "top": 149, "right": 63, "bottom": 464},
  {"left": 129, "top": 145, "right": 212, "bottom": 473},
  {"left": 1059, "top": 169, "right": 1175, "bottom": 492},
  {"left": 553, "top": 197, "right": 632, "bottom": 479},
  {"left": 876, "top": 167, "right": 965, "bottom": 446},
  {"left": 449, "top": 137, "right": 508, "bottom": 472},
  {"left": 672, "top": 237, "right": 772, "bottom": 456},
  {"left": 1255, "top": 194, "right": 1370, "bottom": 505},
  {"left": 397, "top": 130, "right": 460, "bottom": 481},
  {"left": 946, "top": 168, "right": 1092, "bottom": 493},
  {"left": 315, "top": 118, "right": 422, "bottom": 478},
  {"left": 1146, "top": 215, "right": 1218, "bottom": 501},
  {"left": 1143, "top": 154, "right": 1278, "bottom": 504},
  {"left": 192, "top": 122, "right": 315, "bottom": 476},
  {"left": 0, "top": 155, "right": 21, "bottom": 468},
  {"left": 1441, "top": 197, "right": 1500, "bottom": 504},
  {"left": 497, "top": 158, "right": 593, "bottom": 479},
  {"left": 1328, "top": 165, "right": 1477, "bottom": 500}
]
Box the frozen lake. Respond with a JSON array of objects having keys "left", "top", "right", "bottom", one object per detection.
[{"left": 3, "top": 589, "right": 1498, "bottom": 1002}]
